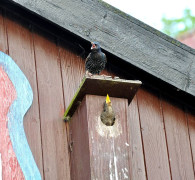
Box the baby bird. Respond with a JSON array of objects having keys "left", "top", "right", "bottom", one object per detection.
[
  {"left": 101, "top": 94, "right": 115, "bottom": 126},
  {"left": 85, "top": 42, "right": 107, "bottom": 75}
]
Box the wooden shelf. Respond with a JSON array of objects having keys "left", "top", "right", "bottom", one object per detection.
[{"left": 64, "top": 75, "right": 142, "bottom": 121}]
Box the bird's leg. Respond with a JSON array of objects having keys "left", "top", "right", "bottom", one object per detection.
[
  {"left": 113, "top": 76, "right": 120, "bottom": 80},
  {"left": 102, "top": 74, "right": 106, "bottom": 79},
  {"left": 97, "top": 72, "right": 105, "bottom": 79}
]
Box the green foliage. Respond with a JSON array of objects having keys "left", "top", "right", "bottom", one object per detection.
[{"left": 161, "top": 9, "right": 195, "bottom": 38}]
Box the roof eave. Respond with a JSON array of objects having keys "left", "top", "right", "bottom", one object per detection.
[{"left": 1, "top": 0, "right": 195, "bottom": 105}]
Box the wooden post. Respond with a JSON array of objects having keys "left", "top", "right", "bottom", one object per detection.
[{"left": 70, "top": 95, "right": 130, "bottom": 179}]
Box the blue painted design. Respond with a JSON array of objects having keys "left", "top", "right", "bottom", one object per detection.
[{"left": 0, "top": 51, "right": 41, "bottom": 180}]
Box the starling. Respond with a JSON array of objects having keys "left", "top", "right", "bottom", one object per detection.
[
  {"left": 101, "top": 94, "right": 115, "bottom": 126},
  {"left": 85, "top": 42, "right": 107, "bottom": 75}
]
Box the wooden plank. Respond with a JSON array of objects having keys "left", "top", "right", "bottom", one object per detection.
[
  {"left": 162, "top": 98, "right": 195, "bottom": 180},
  {"left": 0, "top": 153, "right": 2, "bottom": 180},
  {"left": 87, "top": 95, "right": 130, "bottom": 179},
  {"left": 59, "top": 44, "right": 85, "bottom": 109},
  {"left": 0, "top": 8, "right": 7, "bottom": 53},
  {"left": 5, "top": 13, "right": 44, "bottom": 178},
  {"left": 187, "top": 109, "right": 195, "bottom": 174},
  {"left": 59, "top": 42, "right": 85, "bottom": 162},
  {"left": 33, "top": 29, "right": 71, "bottom": 180},
  {"left": 0, "top": 9, "right": 7, "bottom": 180},
  {"left": 127, "top": 96, "right": 147, "bottom": 180},
  {"left": 0, "top": 11, "right": 24, "bottom": 179},
  {"left": 137, "top": 88, "right": 171, "bottom": 180},
  {"left": 69, "top": 97, "right": 91, "bottom": 180},
  {"left": 7, "top": 0, "right": 195, "bottom": 97}
]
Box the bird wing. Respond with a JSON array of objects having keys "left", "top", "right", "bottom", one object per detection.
[
  {"left": 85, "top": 53, "right": 91, "bottom": 63},
  {"left": 102, "top": 52, "right": 107, "bottom": 62}
]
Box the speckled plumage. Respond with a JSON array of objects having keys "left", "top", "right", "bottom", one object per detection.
[{"left": 85, "top": 42, "right": 107, "bottom": 75}]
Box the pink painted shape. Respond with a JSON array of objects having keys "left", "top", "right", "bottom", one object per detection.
[{"left": 0, "top": 66, "right": 24, "bottom": 180}]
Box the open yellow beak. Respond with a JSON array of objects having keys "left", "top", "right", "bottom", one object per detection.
[{"left": 106, "top": 94, "right": 111, "bottom": 104}]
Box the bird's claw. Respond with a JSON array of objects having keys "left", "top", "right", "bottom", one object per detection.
[
  {"left": 85, "top": 71, "right": 93, "bottom": 78},
  {"left": 100, "top": 74, "right": 112, "bottom": 80},
  {"left": 113, "top": 76, "right": 120, "bottom": 79}
]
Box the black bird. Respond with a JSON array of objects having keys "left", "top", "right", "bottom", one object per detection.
[
  {"left": 85, "top": 42, "right": 107, "bottom": 75},
  {"left": 101, "top": 94, "right": 115, "bottom": 126}
]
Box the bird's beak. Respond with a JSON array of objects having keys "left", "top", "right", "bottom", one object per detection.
[
  {"left": 91, "top": 42, "right": 96, "bottom": 49},
  {"left": 106, "top": 94, "right": 111, "bottom": 104}
]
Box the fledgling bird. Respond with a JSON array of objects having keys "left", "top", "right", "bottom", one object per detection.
[
  {"left": 101, "top": 94, "right": 115, "bottom": 126},
  {"left": 85, "top": 42, "right": 107, "bottom": 75}
]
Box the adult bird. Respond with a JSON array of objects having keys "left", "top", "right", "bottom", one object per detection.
[
  {"left": 85, "top": 42, "right": 107, "bottom": 75},
  {"left": 101, "top": 94, "right": 115, "bottom": 126}
]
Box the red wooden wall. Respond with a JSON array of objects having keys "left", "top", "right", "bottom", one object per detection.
[{"left": 0, "top": 8, "right": 195, "bottom": 180}]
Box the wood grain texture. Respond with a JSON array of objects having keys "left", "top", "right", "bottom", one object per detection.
[
  {"left": 1, "top": 4, "right": 195, "bottom": 180},
  {"left": 162, "top": 98, "right": 195, "bottom": 180},
  {"left": 0, "top": 153, "right": 1, "bottom": 180},
  {"left": 137, "top": 88, "right": 171, "bottom": 180},
  {"left": 8, "top": 0, "right": 195, "bottom": 97},
  {"left": 87, "top": 95, "right": 130, "bottom": 180},
  {"left": 187, "top": 110, "right": 195, "bottom": 174},
  {"left": 59, "top": 43, "right": 85, "bottom": 166},
  {"left": 59, "top": 43, "right": 85, "bottom": 109},
  {"left": 0, "top": 11, "right": 24, "bottom": 180},
  {"left": 5, "top": 14, "right": 44, "bottom": 178},
  {"left": 70, "top": 95, "right": 131, "bottom": 179},
  {"left": 127, "top": 96, "right": 147, "bottom": 180},
  {"left": 33, "top": 30, "right": 71, "bottom": 180},
  {"left": 0, "top": 9, "right": 7, "bottom": 53},
  {"left": 69, "top": 97, "right": 91, "bottom": 180}
]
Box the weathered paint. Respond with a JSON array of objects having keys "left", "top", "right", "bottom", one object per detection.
[
  {"left": 0, "top": 153, "right": 2, "bottom": 180},
  {"left": 0, "top": 66, "right": 24, "bottom": 179},
  {"left": 0, "top": 52, "right": 41, "bottom": 179}
]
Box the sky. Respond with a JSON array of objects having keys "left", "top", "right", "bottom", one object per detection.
[{"left": 104, "top": 0, "right": 195, "bottom": 31}]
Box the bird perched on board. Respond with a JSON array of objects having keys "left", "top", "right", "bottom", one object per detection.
[
  {"left": 85, "top": 42, "right": 107, "bottom": 75},
  {"left": 101, "top": 94, "right": 115, "bottom": 126}
]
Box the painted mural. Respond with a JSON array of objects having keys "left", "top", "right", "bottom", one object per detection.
[{"left": 0, "top": 52, "right": 41, "bottom": 179}]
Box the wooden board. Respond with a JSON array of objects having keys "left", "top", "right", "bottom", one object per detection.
[
  {"left": 0, "top": 10, "right": 24, "bottom": 179},
  {"left": 5, "top": 13, "right": 44, "bottom": 178},
  {"left": 64, "top": 75, "right": 141, "bottom": 121},
  {"left": 59, "top": 42, "right": 85, "bottom": 109},
  {"left": 127, "top": 96, "right": 147, "bottom": 180},
  {"left": 0, "top": 153, "right": 1, "bottom": 180},
  {"left": 33, "top": 28, "right": 71, "bottom": 180},
  {"left": 0, "top": 8, "right": 7, "bottom": 53},
  {"left": 162, "top": 98, "right": 195, "bottom": 180},
  {"left": 7, "top": 0, "right": 195, "bottom": 97},
  {"left": 187, "top": 110, "right": 195, "bottom": 174},
  {"left": 87, "top": 95, "right": 130, "bottom": 179},
  {"left": 59, "top": 43, "right": 86, "bottom": 160},
  {"left": 137, "top": 88, "right": 171, "bottom": 180},
  {"left": 69, "top": 98, "right": 91, "bottom": 180}
]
